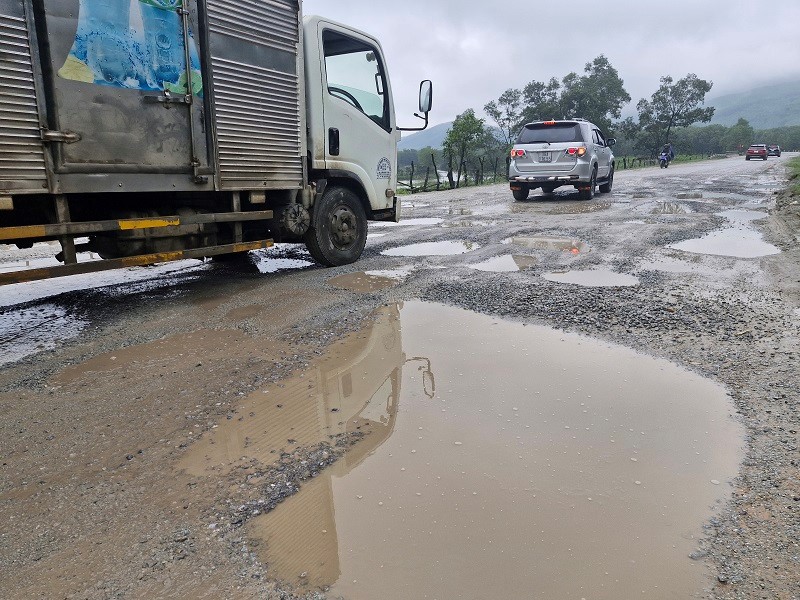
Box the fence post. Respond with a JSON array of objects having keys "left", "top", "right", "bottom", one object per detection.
[{"left": 431, "top": 153, "right": 441, "bottom": 191}]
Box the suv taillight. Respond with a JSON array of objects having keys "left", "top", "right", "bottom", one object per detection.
[
  {"left": 510, "top": 149, "right": 526, "bottom": 158},
  {"left": 566, "top": 147, "right": 587, "bottom": 157}
]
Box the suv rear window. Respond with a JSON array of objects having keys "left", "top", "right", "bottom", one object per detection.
[{"left": 517, "top": 123, "right": 583, "bottom": 144}]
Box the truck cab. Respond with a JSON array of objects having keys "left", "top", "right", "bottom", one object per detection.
[{"left": 0, "top": 1, "right": 432, "bottom": 284}]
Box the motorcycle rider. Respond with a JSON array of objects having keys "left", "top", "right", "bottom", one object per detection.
[{"left": 662, "top": 143, "right": 675, "bottom": 162}]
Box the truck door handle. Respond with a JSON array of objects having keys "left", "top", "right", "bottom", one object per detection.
[{"left": 329, "top": 128, "right": 340, "bottom": 156}]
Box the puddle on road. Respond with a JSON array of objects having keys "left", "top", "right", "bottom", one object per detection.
[
  {"left": 651, "top": 202, "right": 691, "bottom": 215},
  {"left": 327, "top": 273, "right": 400, "bottom": 293},
  {"left": 504, "top": 236, "right": 590, "bottom": 254},
  {"left": 668, "top": 210, "right": 780, "bottom": 258},
  {"left": 546, "top": 201, "right": 611, "bottom": 215},
  {"left": 186, "top": 302, "right": 743, "bottom": 599},
  {"left": 381, "top": 241, "right": 479, "bottom": 257},
  {"left": 370, "top": 218, "right": 444, "bottom": 228},
  {"left": 468, "top": 254, "right": 537, "bottom": 272},
  {"left": 440, "top": 219, "right": 498, "bottom": 229},
  {"left": 542, "top": 269, "right": 640, "bottom": 287}
]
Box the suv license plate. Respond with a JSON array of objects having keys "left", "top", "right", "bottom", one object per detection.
[{"left": 539, "top": 152, "right": 552, "bottom": 163}]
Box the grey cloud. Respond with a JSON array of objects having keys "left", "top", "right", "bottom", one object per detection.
[{"left": 303, "top": 1, "right": 800, "bottom": 125}]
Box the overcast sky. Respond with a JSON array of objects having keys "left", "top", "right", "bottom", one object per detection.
[{"left": 303, "top": 0, "right": 800, "bottom": 127}]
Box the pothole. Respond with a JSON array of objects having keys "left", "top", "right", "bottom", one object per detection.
[
  {"left": 542, "top": 269, "right": 640, "bottom": 287},
  {"left": 381, "top": 241, "right": 480, "bottom": 257},
  {"left": 468, "top": 255, "right": 537, "bottom": 273},
  {"left": 370, "top": 218, "right": 444, "bottom": 228},
  {"left": 327, "top": 273, "right": 400, "bottom": 293},
  {"left": 503, "top": 236, "right": 589, "bottom": 254},
  {"left": 668, "top": 210, "right": 780, "bottom": 258},
  {"left": 186, "top": 302, "right": 744, "bottom": 599}
]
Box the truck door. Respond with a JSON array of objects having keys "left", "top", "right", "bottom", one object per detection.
[
  {"left": 318, "top": 24, "right": 398, "bottom": 211},
  {"left": 36, "top": 0, "right": 208, "bottom": 178}
]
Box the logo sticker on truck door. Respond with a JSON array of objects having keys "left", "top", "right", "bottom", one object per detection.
[
  {"left": 377, "top": 157, "right": 392, "bottom": 180},
  {"left": 57, "top": 0, "right": 202, "bottom": 96}
]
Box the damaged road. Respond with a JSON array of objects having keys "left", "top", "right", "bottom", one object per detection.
[{"left": 1, "top": 155, "right": 798, "bottom": 599}]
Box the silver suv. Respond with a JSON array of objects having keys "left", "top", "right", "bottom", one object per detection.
[{"left": 508, "top": 119, "right": 616, "bottom": 201}]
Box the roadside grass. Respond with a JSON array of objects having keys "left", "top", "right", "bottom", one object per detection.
[{"left": 788, "top": 156, "right": 800, "bottom": 196}]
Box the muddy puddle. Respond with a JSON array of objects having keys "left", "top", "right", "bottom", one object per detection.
[
  {"left": 381, "top": 241, "right": 479, "bottom": 257},
  {"left": 546, "top": 202, "right": 611, "bottom": 215},
  {"left": 370, "top": 218, "right": 444, "bottom": 228},
  {"left": 650, "top": 201, "right": 692, "bottom": 215},
  {"left": 184, "top": 302, "right": 743, "bottom": 599},
  {"left": 440, "top": 219, "right": 498, "bottom": 229},
  {"left": 504, "top": 236, "right": 589, "bottom": 254},
  {"left": 668, "top": 210, "right": 780, "bottom": 258},
  {"left": 543, "top": 269, "right": 640, "bottom": 287},
  {"left": 328, "top": 273, "right": 400, "bottom": 293},
  {"left": 468, "top": 254, "right": 537, "bottom": 272}
]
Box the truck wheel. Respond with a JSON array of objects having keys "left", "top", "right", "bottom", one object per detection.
[
  {"left": 579, "top": 167, "right": 597, "bottom": 200},
  {"left": 512, "top": 188, "right": 529, "bottom": 201},
  {"left": 599, "top": 167, "right": 614, "bottom": 194},
  {"left": 304, "top": 186, "right": 367, "bottom": 267}
]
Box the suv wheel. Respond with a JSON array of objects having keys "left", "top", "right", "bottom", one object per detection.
[
  {"left": 599, "top": 167, "right": 614, "bottom": 194},
  {"left": 579, "top": 167, "right": 597, "bottom": 200},
  {"left": 512, "top": 188, "right": 529, "bottom": 201}
]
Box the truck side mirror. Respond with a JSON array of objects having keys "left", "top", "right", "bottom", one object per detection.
[
  {"left": 419, "top": 80, "right": 433, "bottom": 114},
  {"left": 399, "top": 81, "right": 433, "bottom": 132},
  {"left": 607, "top": 137, "right": 617, "bottom": 147}
]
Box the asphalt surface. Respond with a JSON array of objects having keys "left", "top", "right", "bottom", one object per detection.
[{"left": 1, "top": 154, "right": 798, "bottom": 599}]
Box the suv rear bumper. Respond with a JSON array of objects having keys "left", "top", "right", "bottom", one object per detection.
[{"left": 510, "top": 174, "right": 581, "bottom": 184}]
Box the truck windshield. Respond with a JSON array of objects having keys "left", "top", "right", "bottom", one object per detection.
[
  {"left": 323, "top": 31, "right": 389, "bottom": 131},
  {"left": 517, "top": 123, "right": 582, "bottom": 144}
]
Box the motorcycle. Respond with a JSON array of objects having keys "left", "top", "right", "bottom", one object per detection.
[{"left": 659, "top": 151, "right": 671, "bottom": 169}]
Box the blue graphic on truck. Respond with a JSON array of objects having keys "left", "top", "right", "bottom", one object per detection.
[{"left": 58, "top": 0, "right": 202, "bottom": 96}]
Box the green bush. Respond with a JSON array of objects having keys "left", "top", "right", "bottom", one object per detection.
[{"left": 788, "top": 157, "right": 800, "bottom": 196}]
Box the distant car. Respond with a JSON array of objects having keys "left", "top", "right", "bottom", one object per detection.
[
  {"left": 745, "top": 144, "right": 768, "bottom": 161},
  {"left": 508, "top": 119, "right": 616, "bottom": 201},
  {"left": 767, "top": 144, "right": 781, "bottom": 157}
]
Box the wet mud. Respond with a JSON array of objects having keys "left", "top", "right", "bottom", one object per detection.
[{"left": 327, "top": 273, "right": 400, "bottom": 293}]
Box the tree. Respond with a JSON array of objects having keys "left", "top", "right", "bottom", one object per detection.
[
  {"left": 636, "top": 74, "right": 715, "bottom": 151},
  {"left": 519, "top": 77, "right": 561, "bottom": 124},
  {"left": 515, "top": 56, "right": 629, "bottom": 133},
  {"left": 557, "top": 56, "right": 631, "bottom": 133},
  {"left": 484, "top": 88, "right": 522, "bottom": 147},
  {"left": 443, "top": 109, "right": 486, "bottom": 188},
  {"left": 723, "top": 118, "right": 754, "bottom": 152}
]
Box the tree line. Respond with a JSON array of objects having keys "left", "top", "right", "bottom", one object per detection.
[{"left": 398, "top": 56, "right": 798, "bottom": 192}]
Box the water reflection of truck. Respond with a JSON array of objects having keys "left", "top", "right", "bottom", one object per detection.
[
  {"left": 181, "top": 303, "right": 434, "bottom": 590},
  {"left": 0, "top": 1, "right": 432, "bottom": 284}
]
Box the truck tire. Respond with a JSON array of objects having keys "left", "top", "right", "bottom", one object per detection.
[
  {"left": 512, "top": 188, "right": 529, "bottom": 201},
  {"left": 304, "top": 186, "right": 367, "bottom": 267}
]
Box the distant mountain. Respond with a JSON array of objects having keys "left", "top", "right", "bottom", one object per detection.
[
  {"left": 398, "top": 121, "right": 452, "bottom": 151},
  {"left": 708, "top": 81, "right": 800, "bottom": 129},
  {"left": 399, "top": 122, "right": 506, "bottom": 151}
]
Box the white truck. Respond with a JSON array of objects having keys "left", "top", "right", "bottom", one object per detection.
[{"left": 0, "top": 0, "right": 432, "bottom": 284}]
